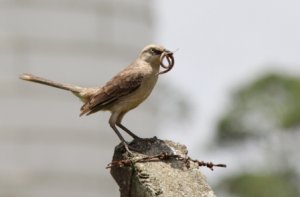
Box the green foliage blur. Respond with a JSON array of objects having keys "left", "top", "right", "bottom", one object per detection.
[
  {"left": 217, "top": 73, "right": 300, "bottom": 142},
  {"left": 218, "top": 172, "right": 299, "bottom": 197},
  {"left": 214, "top": 72, "right": 300, "bottom": 197}
]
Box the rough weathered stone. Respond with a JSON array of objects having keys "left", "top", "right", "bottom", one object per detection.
[{"left": 110, "top": 137, "right": 216, "bottom": 197}]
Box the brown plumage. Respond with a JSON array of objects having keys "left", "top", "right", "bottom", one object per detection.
[
  {"left": 80, "top": 71, "right": 144, "bottom": 116},
  {"left": 20, "top": 44, "right": 174, "bottom": 152}
]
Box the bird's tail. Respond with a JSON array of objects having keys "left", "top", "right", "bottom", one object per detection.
[{"left": 19, "top": 73, "right": 83, "bottom": 93}]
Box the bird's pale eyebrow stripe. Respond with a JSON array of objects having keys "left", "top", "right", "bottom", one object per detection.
[{"left": 151, "top": 48, "right": 162, "bottom": 54}]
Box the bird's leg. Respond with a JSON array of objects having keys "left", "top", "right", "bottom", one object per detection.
[
  {"left": 109, "top": 113, "right": 134, "bottom": 154},
  {"left": 110, "top": 125, "right": 133, "bottom": 154},
  {"left": 115, "top": 122, "right": 146, "bottom": 153},
  {"left": 116, "top": 122, "right": 141, "bottom": 140},
  {"left": 115, "top": 111, "right": 141, "bottom": 140}
]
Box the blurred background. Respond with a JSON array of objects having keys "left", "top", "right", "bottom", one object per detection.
[{"left": 1, "top": 0, "right": 300, "bottom": 196}]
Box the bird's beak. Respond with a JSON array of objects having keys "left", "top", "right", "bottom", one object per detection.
[{"left": 164, "top": 50, "right": 173, "bottom": 55}]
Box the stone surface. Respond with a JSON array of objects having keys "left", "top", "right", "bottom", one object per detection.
[{"left": 110, "top": 138, "right": 216, "bottom": 197}]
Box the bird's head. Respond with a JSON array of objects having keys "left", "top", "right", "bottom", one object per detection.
[{"left": 139, "top": 44, "right": 171, "bottom": 64}]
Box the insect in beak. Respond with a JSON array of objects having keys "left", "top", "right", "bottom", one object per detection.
[{"left": 158, "top": 50, "right": 175, "bottom": 75}]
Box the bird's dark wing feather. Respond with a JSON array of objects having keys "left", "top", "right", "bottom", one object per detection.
[{"left": 80, "top": 71, "right": 144, "bottom": 116}]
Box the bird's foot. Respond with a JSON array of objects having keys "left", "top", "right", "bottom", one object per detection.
[
  {"left": 122, "top": 142, "right": 136, "bottom": 157},
  {"left": 122, "top": 141, "right": 149, "bottom": 156},
  {"left": 121, "top": 137, "right": 160, "bottom": 155}
]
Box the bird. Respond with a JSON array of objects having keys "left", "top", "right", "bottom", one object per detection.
[{"left": 20, "top": 44, "right": 174, "bottom": 152}]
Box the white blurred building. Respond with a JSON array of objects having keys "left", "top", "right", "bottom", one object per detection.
[{"left": 0, "top": 1, "right": 156, "bottom": 196}]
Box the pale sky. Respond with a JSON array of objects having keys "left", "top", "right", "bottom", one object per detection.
[{"left": 154, "top": 0, "right": 300, "bottom": 156}]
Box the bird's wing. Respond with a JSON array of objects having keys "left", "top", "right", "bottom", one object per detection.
[{"left": 80, "top": 70, "right": 144, "bottom": 116}]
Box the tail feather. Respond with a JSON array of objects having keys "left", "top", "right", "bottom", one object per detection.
[{"left": 19, "top": 73, "right": 83, "bottom": 93}]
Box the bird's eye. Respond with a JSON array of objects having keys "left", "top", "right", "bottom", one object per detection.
[{"left": 150, "top": 48, "right": 162, "bottom": 55}]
